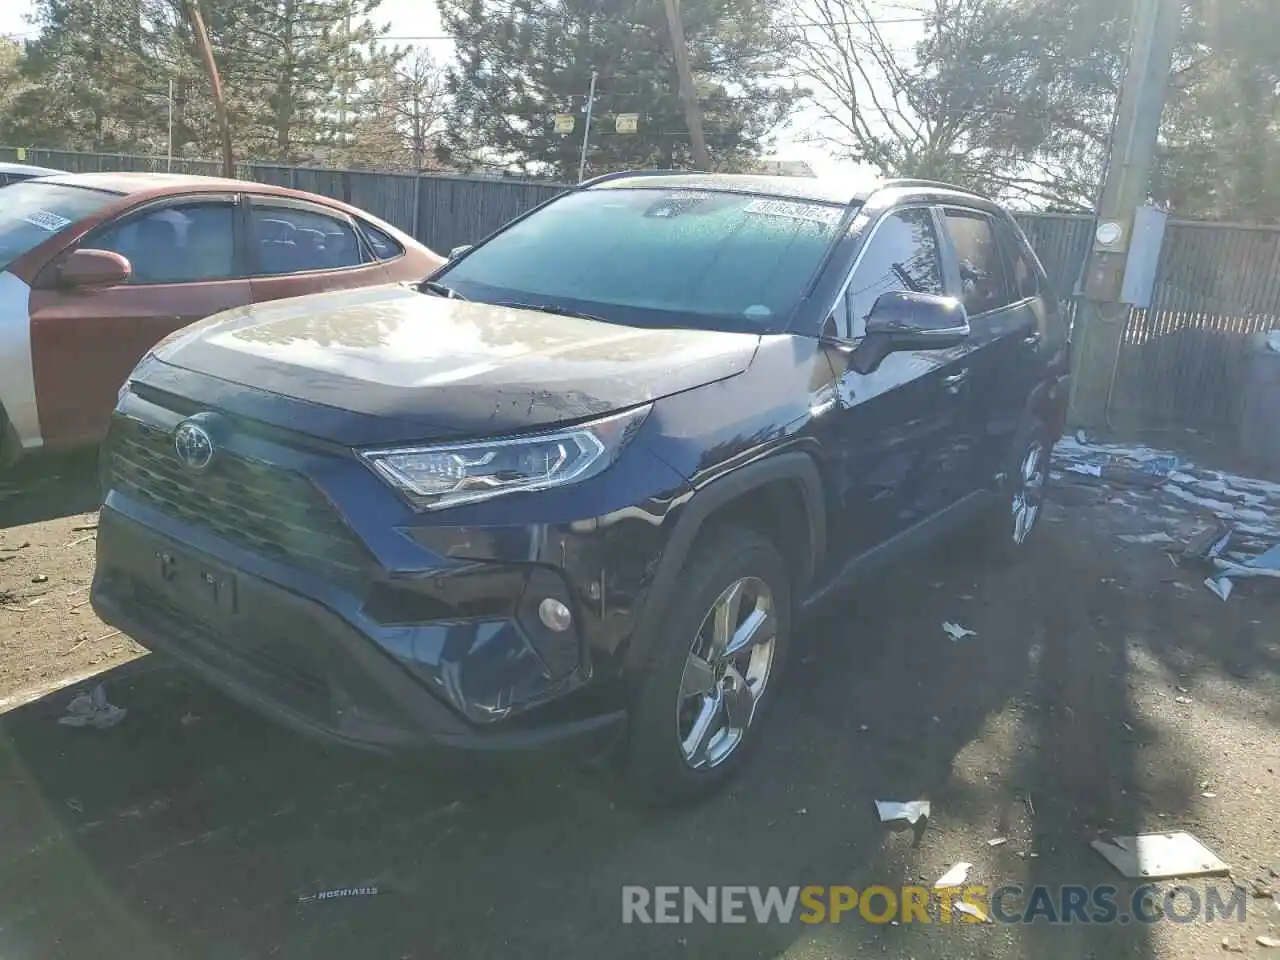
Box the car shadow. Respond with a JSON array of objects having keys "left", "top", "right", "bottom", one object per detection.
[
  {"left": 0, "top": 449, "right": 102, "bottom": 529},
  {"left": 0, "top": 510, "right": 1217, "bottom": 960}
]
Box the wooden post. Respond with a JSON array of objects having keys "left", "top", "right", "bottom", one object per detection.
[
  {"left": 187, "top": 0, "right": 234, "bottom": 178},
  {"left": 662, "top": 0, "right": 710, "bottom": 170}
]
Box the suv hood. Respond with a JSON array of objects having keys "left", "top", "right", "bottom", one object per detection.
[{"left": 152, "top": 284, "right": 758, "bottom": 441}]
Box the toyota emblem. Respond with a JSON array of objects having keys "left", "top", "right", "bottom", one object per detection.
[{"left": 173, "top": 420, "right": 215, "bottom": 472}]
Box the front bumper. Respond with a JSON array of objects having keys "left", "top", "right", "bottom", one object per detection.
[{"left": 91, "top": 505, "right": 626, "bottom": 755}]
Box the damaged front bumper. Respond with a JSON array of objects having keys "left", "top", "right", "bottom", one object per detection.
[{"left": 91, "top": 502, "right": 628, "bottom": 755}]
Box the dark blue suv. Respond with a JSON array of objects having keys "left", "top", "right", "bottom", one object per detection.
[{"left": 92, "top": 173, "right": 1070, "bottom": 803}]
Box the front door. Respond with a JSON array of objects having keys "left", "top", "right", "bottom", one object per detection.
[
  {"left": 28, "top": 194, "right": 251, "bottom": 448},
  {"left": 816, "top": 206, "right": 979, "bottom": 563}
]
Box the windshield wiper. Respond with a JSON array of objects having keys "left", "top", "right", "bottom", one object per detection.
[
  {"left": 419, "top": 279, "right": 467, "bottom": 300},
  {"left": 495, "top": 301, "right": 607, "bottom": 323}
]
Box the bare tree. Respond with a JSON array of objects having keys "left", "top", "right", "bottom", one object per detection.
[
  {"left": 389, "top": 48, "right": 449, "bottom": 171},
  {"left": 788, "top": 0, "right": 1118, "bottom": 209}
]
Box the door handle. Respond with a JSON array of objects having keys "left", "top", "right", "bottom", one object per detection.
[{"left": 943, "top": 370, "right": 969, "bottom": 395}]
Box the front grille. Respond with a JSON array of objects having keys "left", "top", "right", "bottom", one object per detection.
[{"left": 108, "top": 416, "right": 368, "bottom": 588}]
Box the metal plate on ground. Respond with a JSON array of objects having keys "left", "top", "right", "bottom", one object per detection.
[{"left": 1091, "top": 832, "right": 1230, "bottom": 880}]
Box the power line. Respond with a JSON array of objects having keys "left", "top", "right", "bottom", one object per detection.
[{"left": 379, "top": 14, "right": 931, "bottom": 43}]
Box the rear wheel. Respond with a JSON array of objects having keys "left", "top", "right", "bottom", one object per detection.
[
  {"left": 621, "top": 526, "right": 791, "bottom": 805},
  {"left": 982, "top": 419, "right": 1052, "bottom": 559}
]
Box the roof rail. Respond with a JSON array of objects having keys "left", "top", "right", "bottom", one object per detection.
[
  {"left": 577, "top": 169, "right": 694, "bottom": 189},
  {"left": 879, "top": 178, "right": 981, "bottom": 195}
]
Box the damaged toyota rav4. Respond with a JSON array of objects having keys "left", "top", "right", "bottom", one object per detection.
[{"left": 92, "top": 172, "right": 1070, "bottom": 803}]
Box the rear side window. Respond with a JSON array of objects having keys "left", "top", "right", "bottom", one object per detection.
[
  {"left": 997, "top": 223, "right": 1040, "bottom": 301},
  {"left": 843, "top": 208, "right": 944, "bottom": 338},
  {"left": 250, "top": 203, "right": 365, "bottom": 275},
  {"left": 92, "top": 201, "right": 237, "bottom": 284},
  {"left": 359, "top": 221, "right": 404, "bottom": 260},
  {"left": 942, "top": 210, "right": 1015, "bottom": 315}
]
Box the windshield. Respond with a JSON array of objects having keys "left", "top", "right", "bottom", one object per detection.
[
  {"left": 0, "top": 182, "right": 118, "bottom": 271},
  {"left": 437, "top": 188, "right": 850, "bottom": 332}
]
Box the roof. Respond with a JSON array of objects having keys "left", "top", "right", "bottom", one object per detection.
[
  {"left": 589, "top": 171, "right": 988, "bottom": 206},
  {"left": 37, "top": 171, "right": 261, "bottom": 195},
  {"left": 0, "top": 162, "right": 64, "bottom": 178}
]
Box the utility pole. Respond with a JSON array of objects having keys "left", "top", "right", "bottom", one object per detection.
[
  {"left": 186, "top": 0, "right": 234, "bottom": 178},
  {"left": 577, "top": 69, "right": 598, "bottom": 183},
  {"left": 167, "top": 78, "right": 174, "bottom": 172},
  {"left": 662, "top": 0, "right": 710, "bottom": 170},
  {"left": 1069, "top": 0, "right": 1181, "bottom": 427}
]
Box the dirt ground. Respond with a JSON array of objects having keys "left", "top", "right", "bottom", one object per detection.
[{"left": 0, "top": 450, "right": 1277, "bottom": 960}]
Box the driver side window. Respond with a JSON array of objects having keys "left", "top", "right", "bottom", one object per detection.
[
  {"left": 92, "top": 201, "right": 237, "bottom": 284},
  {"left": 841, "top": 208, "right": 943, "bottom": 338}
]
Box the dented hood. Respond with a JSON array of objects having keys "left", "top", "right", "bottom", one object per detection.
[{"left": 153, "top": 284, "right": 758, "bottom": 441}]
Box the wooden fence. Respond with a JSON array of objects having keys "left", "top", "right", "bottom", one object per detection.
[{"left": 5, "top": 146, "right": 1279, "bottom": 432}]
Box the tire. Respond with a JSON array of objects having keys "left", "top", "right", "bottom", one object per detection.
[
  {"left": 620, "top": 525, "right": 792, "bottom": 806},
  {"left": 0, "top": 404, "right": 20, "bottom": 471},
  {"left": 980, "top": 417, "right": 1053, "bottom": 561}
]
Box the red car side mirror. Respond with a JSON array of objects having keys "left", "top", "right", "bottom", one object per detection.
[{"left": 58, "top": 248, "right": 132, "bottom": 290}]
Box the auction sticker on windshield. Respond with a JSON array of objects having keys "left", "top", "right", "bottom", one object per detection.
[
  {"left": 744, "top": 199, "right": 843, "bottom": 227},
  {"left": 23, "top": 211, "right": 73, "bottom": 232}
]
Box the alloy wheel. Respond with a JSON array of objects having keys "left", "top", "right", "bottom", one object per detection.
[
  {"left": 675, "top": 576, "right": 777, "bottom": 770},
  {"left": 1011, "top": 441, "right": 1047, "bottom": 545}
]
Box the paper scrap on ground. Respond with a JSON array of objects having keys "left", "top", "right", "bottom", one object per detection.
[
  {"left": 1118, "top": 532, "right": 1178, "bottom": 545},
  {"left": 942, "top": 621, "right": 977, "bottom": 642},
  {"left": 954, "top": 901, "right": 991, "bottom": 923},
  {"left": 875, "top": 800, "right": 930, "bottom": 825},
  {"left": 58, "top": 685, "right": 127, "bottom": 729},
  {"left": 1091, "top": 832, "right": 1229, "bottom": 880},
  {"left": 1204, "top": 576, "right": 1234, "bottom": 602},
  {"left": 935, "top": 862, "right": 972, "bottom": 888},
  {"left": 987, "top": 837, "right": 1009, "bottom": 847},
  {"left": 1214, "top": 558, "right": 1280, "bottom": 580},
  {"left": 1248, "top": 543, "right": 1280, "bottom": 570}
]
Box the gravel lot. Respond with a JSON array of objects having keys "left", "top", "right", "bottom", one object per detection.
[{"left": 1, "top": 450, "right": 1277, "bottom": 960}]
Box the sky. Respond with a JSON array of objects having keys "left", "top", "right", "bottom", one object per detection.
[{"left": 0, "top": 0, "right": 916, "bottom": 179}]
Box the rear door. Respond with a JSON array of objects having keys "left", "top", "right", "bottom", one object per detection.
[
  {"left": 246, "top": 197, "right": 390, "bottom": 303},
  {"left": 28, "top": 193, "right": 251, "bottom": 448},
  {"left": 937, "top": 208, "right": 1038, "bottom": 481},
  {"left": 818, "top": 205, "right": 978, "bottom": 559}
]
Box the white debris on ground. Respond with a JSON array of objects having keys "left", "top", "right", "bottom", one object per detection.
[
  {"left": 58, "top": 684, "right": 127, "bottom": 729},
  {"left": 1052, "top": 436, "right": 1280, "bottom": 600},
  {"left": 874, "top": 800, "right": 931, "bottom": 825},
  {"left": 941, "top": 621, "right": 978, "bottom": 642}
]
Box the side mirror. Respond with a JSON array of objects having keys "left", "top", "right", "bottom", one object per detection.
[
  {"left": 58, "top": 249, "right": 132, "bottom": 290},
  {"left": 448, "top": 244, "right": 473, "bottom": 260},
  {"left": 852, "top": 291, "right": 969, "bottom": 374}
]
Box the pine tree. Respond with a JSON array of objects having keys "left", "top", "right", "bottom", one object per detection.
[{"left": 437, "top": 0, "right": 800, "bottom": 180}]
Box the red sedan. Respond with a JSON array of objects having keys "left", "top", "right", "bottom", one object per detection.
[{"left": 0, "top": 172, "right": 446, "bottom": 464}]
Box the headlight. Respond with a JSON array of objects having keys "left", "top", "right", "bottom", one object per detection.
[{"left": 360, "top": 405, "right": 651, "bottom": 511}]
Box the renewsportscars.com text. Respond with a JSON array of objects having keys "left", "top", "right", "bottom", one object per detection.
[{"left": 622, "top": 884, "right": 1249, "bottom": 925}]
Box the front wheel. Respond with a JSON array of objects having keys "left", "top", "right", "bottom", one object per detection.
[{"left": 620, "top": 526, "right": 791, "bottom": 806}]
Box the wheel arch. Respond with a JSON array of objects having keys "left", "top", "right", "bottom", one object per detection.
[{"left": 621, "top": 452, "right": 826, "bottom": 679}]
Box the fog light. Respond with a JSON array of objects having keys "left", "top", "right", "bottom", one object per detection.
[{"left": 538, "top": 598, "right": 573, "bottom": 632}]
